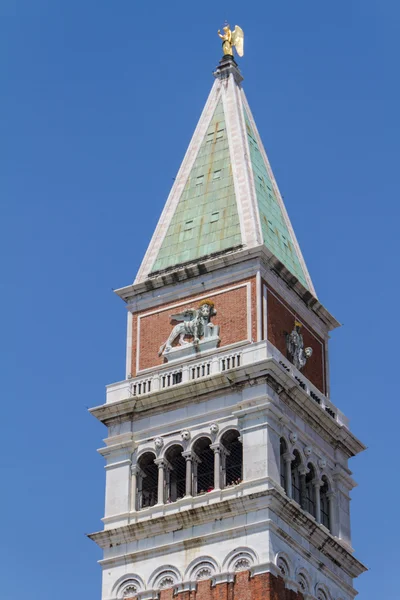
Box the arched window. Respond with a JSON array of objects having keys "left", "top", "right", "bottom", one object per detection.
[
  {"left": 137, "top": 452, "right": 158, "bottom": 509},
  {"left": 291, "top": 450, "right": 302, "bottom": 505},
  {"left": 193, "top": 437, "right": 214, "bottom": 494},
  {"left": 280, "top": 438, "right": 287, "bottom": 491},
  {"left": 320, "top": 476, "right": 331, "bottom": 530},
  {"left": 221, "top": 429, "right": 242, "bottom": 487},
  {"left": 305, "top": 463, "right": 316, "bottom": 518},
  {"left": 165, "top": 444, "right": 186, "bottom": 503}
]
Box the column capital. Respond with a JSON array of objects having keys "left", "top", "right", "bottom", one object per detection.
[
  {"left": 312, "top": 478, "right": 324, "bottom": 488},
  {"left": 326, "top": 491, "right": 337, "bottom": 499},
  {"left": 154, "top": 457, "right": 171, "bottom": 470},
  {"left": 131, "top": 464, "right": 145, "bottom": 477},
  {"left": 299, "top": 466, "right": 310, "bottom": 476},
  {"left": 210, "top": 442, "right": 229, "bottom": 456},
  {"left": 283, "top": 452, "right": 295, "bottom": 463}
]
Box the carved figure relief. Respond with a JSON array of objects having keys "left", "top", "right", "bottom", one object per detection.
[
  {"left": 159, "top": 300, "right": 218, "bottom": 357},
  {"left": 286, "top": 321, "right": 313, "bottom": 371}
]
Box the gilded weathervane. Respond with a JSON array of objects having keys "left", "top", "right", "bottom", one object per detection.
[{"left": 218, "top": 23, "right": 244, "bottom": 58}]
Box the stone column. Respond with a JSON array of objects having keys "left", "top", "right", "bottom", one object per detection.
[
  {"left": 182, "top": 451, "right": 193, "bottom": 497},
  {"left": 130, "top": 465, "right": 141, "bottom": 512},
  {"left": 283, "top": 452, "right": 294, "bottom": 498},
  {"left": 327, "top": 491, "right": 336, "bottom": 534},
  {"left": 299, "top": 467, "right": 309, "bottom": 510},
  {"left": 155, "top": 458, "right": 166, "bottom": 505},
  {"left": 313, "top": 479, "right": 323, "bottom": 523},
  {"left": 211, "top": 443, "right": 223, "bottom": 490}
]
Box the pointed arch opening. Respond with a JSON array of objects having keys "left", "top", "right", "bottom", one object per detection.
[
  {"left": 137, "top": 452, "right": 158, "bottom": 509},
  {"left": 165, "top": 444, "right": 186, "bottom": 503},
  {"left": 221, "top": 429, "right": 242, "bottom": 487},
  {"left": 193, "top": 437, "right": 214, "bottom": 494}
]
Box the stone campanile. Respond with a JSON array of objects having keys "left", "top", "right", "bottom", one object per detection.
[{"left": 89, "top": 49, "right": 366, "bottom": 600}]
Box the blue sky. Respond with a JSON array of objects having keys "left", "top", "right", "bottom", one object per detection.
[{"left": 1, "top": 1, "right": 398, "bottom": 598}]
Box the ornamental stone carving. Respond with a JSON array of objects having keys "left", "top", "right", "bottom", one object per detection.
[
  {"left": 123, "top": 586, "right": 137, "bottom": 598},
  {"left": 318, "top": 457, "right": 327, "bottom": 469},
  {"left": 158, "top": 576, "right": 175, "bottom": 589},
  {"left": 181, "top": 430, "right": 191, "bottom": 441},
  {"left": 286, "top": 321, "right": 313, "bottom": 371},
  {"left": 158, "top": 300, "right": 219, "bottom": 359},
  {"left": 304, "top": 446, "right": 313, "bottom": 457},
  {"left": 196, "top": 567, "right": 213, "bottom": 580},
  {"left": 210, "top": 423, "right": 219, "bottom": 435},
  {"left": 289, "top": 432, "right": 298, "bottom": 444},
  {"left": 154, "top": 437, "right": 164, "bottom": 449},
  {"left": 233, "top": 558, "right": 251, "bottom": 572}
]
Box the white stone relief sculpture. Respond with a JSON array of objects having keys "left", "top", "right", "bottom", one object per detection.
[
  {"left": 158, "top": 300, "right": 220, "bottom": 361},
  {"left": 154, "top": 437, "right": 164, "bottom": 449},
  {"left": 233, "top": 558, "right": 251, "bottom": 571},
  {"left": 318, "top": 458, "right": 327, "bottom": 469},
  {"left": 286, "top": 321, "right": 313, "bottom": 371},
  {"left": 122, "top": 585, "right": 137, "bottom": 598},
  {"left": 210, "top": 423, "right": 219, "bottom": 435},
  {"left": 289, "top": 432, "right": 298, "bottom": 443},
  {"left": 304, "top": 446, "right": 313, "bottom": 457},
  {"left": 158, "top": 576, "right": 175, "bottom": 589},
  {"left": 180, "top": 429, "right": 191, "bottom": 441}
]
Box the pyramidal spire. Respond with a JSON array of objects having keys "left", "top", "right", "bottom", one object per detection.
[{"left": 135, "top": 54, "right": 316, "bottom": 297}]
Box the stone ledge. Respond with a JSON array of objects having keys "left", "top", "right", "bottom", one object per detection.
[{"left": 88, "top": 487, "right": 366, "bottom": 580}]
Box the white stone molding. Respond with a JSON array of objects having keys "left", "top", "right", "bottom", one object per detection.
[
  {"left": 113, "top": 574, "right": 145, "bottom": 598},
  {"left": 275, "top": 552, "right": 292, "bottom": 580},
  {"left": 211, "top": 572, "right": 235, "bottom": 586},
  {"left": 185, "top": 556, "right": 220, "bottom": 581},
  {"left": 160, "top": 439, "right": 184, "bottom": 460},
  {"left": 295, "top": 568, "right": 311, "bottom": 595},
  {"left": 216, "top": 424, "right": 240, "bottom": 444},
  {"left": 223, "top": 547, "right": 258, "bottom": 572},
  {"left": 189, "top": 432, "right": 212, "bottom": 452},
  {"left": 149, "top": 565, "right": 182, "bottom": 590},
  {"left": 315, "top": 582, "right": 332, "bottom": 600},
  {"left": 136, "top": 448, "right": 157, "bottom": 462},
  {"left": 256, "top": 270, "right": 262, "bottom": 342},
  {"left": 126, "top": 310, "right": 133, "bottom": 380}
]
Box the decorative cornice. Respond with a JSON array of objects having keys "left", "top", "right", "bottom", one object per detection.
[
  {"left": 88, "top": 487, "right": 366, "bottom": 580},
  {"left": 90, "top": 357, "right": 364, "bottom": 459},
  {"left": 115, "top": 245, "right": 339, "bottom": 332}
]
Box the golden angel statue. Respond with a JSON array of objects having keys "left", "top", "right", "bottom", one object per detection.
[{"left": 218, "top": 24, "right": 244, "bottom": 58}]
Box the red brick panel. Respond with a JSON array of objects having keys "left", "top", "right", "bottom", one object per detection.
[
  {"left": 266, "top": 287, "right": 326, "bottom": 394},
  {"left": 127, "top": 572, "right": 305, "bottom": 599},
  {"left": 131, "top": 278, "right": 256, "bottom": 375},
  {"left": 126, "top": 571, "right": 304, "bottom": 600}
]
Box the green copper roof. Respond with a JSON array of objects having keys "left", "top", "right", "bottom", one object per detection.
[
  {"left": 244, "top": 110, "right": 309, "bottom": 289},
  {"left": 151, "top": 100, "right": 242, "bottom": 273}
]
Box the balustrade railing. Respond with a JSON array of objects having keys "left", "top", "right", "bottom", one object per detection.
[{"left": 106, "top": 341, "right": 347, "bottom": 428}]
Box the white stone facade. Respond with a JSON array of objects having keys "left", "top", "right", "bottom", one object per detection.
[{"left": 90, "top": 330, "right": 365, "bottom": 600}]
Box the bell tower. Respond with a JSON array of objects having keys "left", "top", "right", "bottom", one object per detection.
[{"left": 89, "top": 34, "right": 366, "bottom": 600}]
